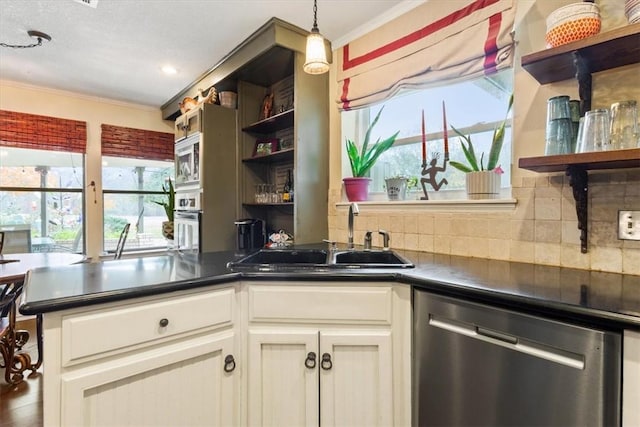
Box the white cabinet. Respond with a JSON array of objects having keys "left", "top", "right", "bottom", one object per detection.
[
  {"left": 241, "top": 281, "right": 411, "bottom": 427},
  {"left": 247, "top": 329, "right": 393, "bottom": 427},
  {"left": 320, "top": 330, "right": 393, "bottom": 426},
  {"left": 42, "top": 285, "right": 240, "bottom": 427},
  {"left": 247, "top": 330, "right": 319, "bottom": 426},
  {"left": 60, "top": 332, "right": 236, "bottom": 426},
  {"left": 40, "top": 280, "right": 411, "bottom": 426}
]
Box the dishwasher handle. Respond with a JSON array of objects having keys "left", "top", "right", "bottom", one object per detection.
[
  {"left": 476, "top": 326, "right": 518, "bottom": 344},
  {"left": 428, "top": 315, "right": 585, "bottom": 370}
]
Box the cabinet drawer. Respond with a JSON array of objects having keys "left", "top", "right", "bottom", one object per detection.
[
  {"left": 62, "top": 287, "right": 234, "bottom": 365},
  {"left": 248, "top": 284, "right": 392, "bottom": 325}
]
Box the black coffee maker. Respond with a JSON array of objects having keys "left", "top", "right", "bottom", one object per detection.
[{"left": 234, "top": 218, "right": 266, "bottom": 252}]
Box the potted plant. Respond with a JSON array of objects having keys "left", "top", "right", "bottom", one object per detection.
[
  {"left": 449, "top": 94, "right": 513, "bottom": 199},
  {"left": 152, "top": 179, "right": 175, "bottom": 240},
  {"left": 344, "top": 107, "right": 400, "bottom": 201},
  {"left": 384, "top": 176, "right": 408, "bottom": 201}
]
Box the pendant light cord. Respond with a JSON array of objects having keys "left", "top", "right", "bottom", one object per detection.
[
  {"left": 312, "top": 0, "right": 319, "bottom": 31},
  {"left": 1, "top": 38, "right": 43, "bottom": 49},
  {"left": 1, "top": 31, "right": 51, "bottom": 49}
]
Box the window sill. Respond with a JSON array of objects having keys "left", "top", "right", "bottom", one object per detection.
[{"left": 335, "top": 197, "right": 517, "bottom": 212}]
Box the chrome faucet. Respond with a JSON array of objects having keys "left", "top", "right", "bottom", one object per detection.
[
  {"left": 347, "top": 202, "right": 359, "bottom": 249},
  {"left": 364, "top": 231, "right": 373, "bottom": 250}
]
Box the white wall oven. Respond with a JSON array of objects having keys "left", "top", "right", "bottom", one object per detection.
[{"left": 175, "top": 210, "right": 201, "bottom": 252}]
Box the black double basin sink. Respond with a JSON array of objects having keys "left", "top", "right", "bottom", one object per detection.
[{"left": 227, "top": 248, "right": 414, "bottom": 271}]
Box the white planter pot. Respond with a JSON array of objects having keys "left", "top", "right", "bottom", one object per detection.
[
  {"left": 385, "top": 178, "right": 408, "bottom": 201},
  {"left": 465, "top": 171, "right": 501, "bottom": 199}
]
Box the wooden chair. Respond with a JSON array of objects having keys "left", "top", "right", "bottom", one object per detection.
[
  {"left": 114, "top": 223, "right": 131, "bottom": 260},
  {"left": 0, "top": 231, "right": 4, "bottom": 253}
]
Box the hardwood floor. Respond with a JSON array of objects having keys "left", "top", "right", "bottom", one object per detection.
[{"left": 0, "top": 319, "right": 43, "bottom": 427}]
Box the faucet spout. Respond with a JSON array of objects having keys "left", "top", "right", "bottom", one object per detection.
[{"left": 347, "top": 203, "right": 359, "bottom": 249}]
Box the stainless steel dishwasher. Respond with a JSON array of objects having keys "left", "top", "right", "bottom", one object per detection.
[{"left": 413, "top": 290, "right": 621, "bottom": 426}]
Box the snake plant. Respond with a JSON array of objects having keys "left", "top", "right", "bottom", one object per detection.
[
  {"left": 449, "top": 94, "right": 513, "bottom": 173},
  {"left": 346, "top": 107, "right": 400, "bottom": 177}
]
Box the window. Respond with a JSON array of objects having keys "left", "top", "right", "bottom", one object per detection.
[
  {"left": 0, "top": 147, "right": 84, "bottom": 253},
  {"left": 341, "top": 70, "right": 513, "bottom": 199},
  {"left": 102, "top": 156, "right": 174, "bottom": 253}
]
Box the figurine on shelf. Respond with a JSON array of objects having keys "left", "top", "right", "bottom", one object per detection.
[
  {"left": 420, "top": 152, "right": 448, "bottom": 200},
  {"left": 260, "top": 93, "right": 274, "bottom": 120},
  {"left": 179, "top": 96, "right": 198, "bottom": 114},
  {"left": 197, "top": 87, "right": 217, "bottom": 105}
]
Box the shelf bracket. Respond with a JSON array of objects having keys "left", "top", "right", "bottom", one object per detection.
[
  {"left": 573, "top": 51, "right": 592, "bottom": 116},
  {"left": 566, "top": 165, "right": 588, "bottom": 253}
]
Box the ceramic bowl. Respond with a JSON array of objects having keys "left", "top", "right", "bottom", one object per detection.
[
  {"left": 625, "top": 0, "right": 640, "bottom": 23},
  {"left": 545, "top": 2, "right": 600, "bottom": 48},
  {"left": 545, "top": 17, "right": 601, "bottom": 48},
  {"left": 546, "top": 2, "right": 599, "bottom": 30}
]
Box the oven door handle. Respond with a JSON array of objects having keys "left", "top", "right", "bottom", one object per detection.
[{"left": 175, "top": 211, "right": 201, "bottom": 221}]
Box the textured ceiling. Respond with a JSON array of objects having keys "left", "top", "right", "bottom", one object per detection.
[{"left": 0, "top": 0, "right": 423, "bottom": 107}]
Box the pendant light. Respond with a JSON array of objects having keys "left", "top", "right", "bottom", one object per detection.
[{"left": 303, "top": 0, "right": 330, "bottom": 75}]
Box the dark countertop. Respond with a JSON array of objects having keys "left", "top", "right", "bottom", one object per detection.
[{"left": 20, "top": 247, "right": 640, "bottom": 330}]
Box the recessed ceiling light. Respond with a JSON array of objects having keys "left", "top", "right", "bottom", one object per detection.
[{"left": 162, "top": 65, "right": 177, "bottom": 75}]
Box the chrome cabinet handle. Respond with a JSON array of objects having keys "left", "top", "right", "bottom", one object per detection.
[
  {"left": 159, "top": 318, "right": 169, "bottom": 327},
  {"left": 321, "top": 353, "right": 332, "bottom": 370},
  {"left": 224, "top": 355, "right": 236, "bottom": 373},
  {"left": 305, "top": 352, "right": 317, "bottom": 369}
]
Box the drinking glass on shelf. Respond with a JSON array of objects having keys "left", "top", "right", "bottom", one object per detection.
[
  {"left": 545, "top": 96, "right": 573, "bottom": 155},
  {"left": 609, "top": 100, "right": 638, "bottom": 150},
  {"left": 582, "top": 109, "right": 611, "bottom": 151},
  {"left": 569, "top": 99, "right": 581, "bottom": 153},
  {"left": 269, "top": 184, "right": 279, "bottom": 204},
  {"left": 575, "top": 117, "right": 587, "bottom": 153},
  {"left": 254, "top": 184, "right": 266, "bottom": 204}
]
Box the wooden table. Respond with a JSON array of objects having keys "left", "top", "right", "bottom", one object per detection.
[{"left": 0, "top": 252, "right": 84, "bottom": 384}]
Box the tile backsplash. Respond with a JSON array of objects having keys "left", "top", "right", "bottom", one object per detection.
[{"left": 328, "top": 169, "right": 640, "bottom": 275}]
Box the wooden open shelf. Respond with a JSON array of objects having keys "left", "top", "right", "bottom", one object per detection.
[
  {"left": 519, "top": 149, "right": 640, "bottom": 173},
  {"left": 521, "top": 24, "right": 640, "bottom": 85},
  {"left": 241, "top": 109, "right": 294, "bottom": 134},
  {"left": 521, "top": 24, "right": 640, "bottom": 116},
  {"left": 520, "top": 24, "right": 640, "bottom": 254},
  {"left": 242, "top": 148, "right": 294, "bottom": 164}
]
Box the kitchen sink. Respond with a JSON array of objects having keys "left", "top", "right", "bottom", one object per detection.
[
  {"left": 227, "top": 248, "right": 414, "bottom": 271},
  {"left": 331, "top": 250, "right": 414, "bottom": 268},
  {"left": 227, "top": 249, "right": 329, "bottom": 271}
]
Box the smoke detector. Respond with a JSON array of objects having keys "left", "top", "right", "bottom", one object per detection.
[{"left": 73, "top": 0, "right": 99, "bottom": 8}]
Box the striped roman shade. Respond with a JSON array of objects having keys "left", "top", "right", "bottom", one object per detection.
[{"left": 336, "top": 0, "right": 516, "bottom": 110}]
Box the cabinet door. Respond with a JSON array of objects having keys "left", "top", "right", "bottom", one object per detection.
[
  {"left": 247, "top": 329, "right": 319, "bottom": 427},
  {"left": 320, "top": 330, "right": 393, "bottom": 427},
  {"left": 60, "top": 331, "right": 237, "bottom": 427}
]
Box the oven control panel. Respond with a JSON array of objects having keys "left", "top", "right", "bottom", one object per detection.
[{"left": 176, "top": 191, "right": 201, "bottom": 211}]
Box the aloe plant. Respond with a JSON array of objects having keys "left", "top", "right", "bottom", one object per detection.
[
  {"left": 346, "top": 107, "right": 400, "bottom": 177},
  {"left": 449, "top": 93, "right": 513, "bottom": 173}
]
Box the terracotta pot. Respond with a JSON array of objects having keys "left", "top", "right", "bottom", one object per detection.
[
  {"left": 343, "top": 177, "right": 371, "bottom": 202},
  {"left": 162, "top": 220, "right": 174, "bottom": 240},
  {"left": 465, "top": 171, "right": 501, "bottom": 199}
]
